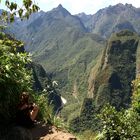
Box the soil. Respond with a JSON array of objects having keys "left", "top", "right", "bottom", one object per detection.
[{"left": 30, "top": 123, "right": 77, "bottom": 140}]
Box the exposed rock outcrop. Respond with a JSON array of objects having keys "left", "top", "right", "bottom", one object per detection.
[
  {"left": 92, "top": 30, "right": 139, "bottom": 109},
  {"left": 71, "top": 30, "right": 140, "bottom": 132}
]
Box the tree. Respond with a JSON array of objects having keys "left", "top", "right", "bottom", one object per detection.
[{"left": 0, "top": 0, "right": 40, "bottom": 22}]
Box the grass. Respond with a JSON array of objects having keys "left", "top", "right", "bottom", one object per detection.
[{"left": 75, "top": 130, "right": 97, "bottom": 140}]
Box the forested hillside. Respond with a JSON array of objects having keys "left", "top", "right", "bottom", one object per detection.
[
  {"left": 3, "top": 3, "right": 140, "bottom": 139},
  {"left": 7, "top": 4, "right": 105, "bottom": 121},
  {"left": 70, "top": 30, "right": 140, "bottom": 132}
]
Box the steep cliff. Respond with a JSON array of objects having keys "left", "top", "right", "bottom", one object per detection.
[
  {"left": 30, "top": 63, "right": 62, "bottom": 113},
  {"left": 8, "top": 5, "right": 104, "bottom": 107},
  {"left": 92, "top": 30, "right": 139, "bottom": 110},
  {"left": 71, "top": 30, "right": 140, "bottom": 131}
]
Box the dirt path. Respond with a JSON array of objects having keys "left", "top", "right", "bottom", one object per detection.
[{"left": 30, "top": 123, "right": 77, "bottom": 140}]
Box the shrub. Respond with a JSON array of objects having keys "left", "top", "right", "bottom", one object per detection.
[
  {"left": 96, "top": 78, "right": 140, "bottom": 140},
  {"left": 96, "top": 105, "right": 140, "bottom": 140},
  {"left": 33, "top": 92, "right": 54, "bottom": 123},
  {"left": 0, "top": 33, "right": 32, "bottom": 125}
]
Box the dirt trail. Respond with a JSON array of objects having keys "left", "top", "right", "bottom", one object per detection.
[{"left": 30, "top": 123, "right": 77, "bottom": 140}]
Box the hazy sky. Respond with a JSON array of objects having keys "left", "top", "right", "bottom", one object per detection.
[
  {"left": 1, "top": 0, "right": 140, "bottom": 14},
  {"left": 35, "top": 0, "right": 140, "bottom": 14}
]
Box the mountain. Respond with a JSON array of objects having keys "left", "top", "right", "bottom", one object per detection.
[
  {"left": 28, "top": 62, "right": 62, "bottom": 113},
  {"left": 7, "top": 4, "right": 105, "bottom": 121},
  {"left": 89, "top": 30, "right": 139, "bottom": 109},
  {"left": 75, "top": 12, "right": 92, "bottom": 32},
  {"left": 6, "top": 3, "right": 140, "bottom": 123},
  {"left": 71, "top": 30, "right": 140, "bottom": 131},
  {"left": 9, "top": 4, "right": 87, "bottom": 52},
  {"left": 76, "top": 3, "right": 140, "bottom": 38}
]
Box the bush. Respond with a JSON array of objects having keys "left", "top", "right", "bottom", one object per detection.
[
  {"left": 0, "top": 33, "right": 32, "bottom": 125},
  {"left": 132, "top": 78, "right": 140, "bottom": 113},
  {"left": 96, "top": 105, "right": 140, "bottom": 140},
  {"left": 33, "top": 92, "right": 54, "bottom": 123},
  {"left": 0, "top": 32, "right": 58, "bottom": 127},
  {"left": 96, "top": 78, "right": 140, "bottom": 140}
]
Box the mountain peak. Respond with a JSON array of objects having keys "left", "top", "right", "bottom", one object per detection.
[
  {"left": 55, "top": 4, "right": 67, "bottom": 12},
  {"left": 50, "top": 4, "right": 71, "bottom": 17},
  {"left": 99, "top": 3, "right": 137, "bottom": 16},
  {"left": 125, "top": 3, "right": 134, "bottom": 8},
  {"left": 112, "top": 3, "right": 136, "bottom": 10},
  {"left": 58, "top": 4, "right": 63, "bottom": 8},
  {"left": 115, "top": 3, "right": 124, "bottom": 7}
]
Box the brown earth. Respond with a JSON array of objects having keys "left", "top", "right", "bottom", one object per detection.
[{"left": 30, "top": 123, "right": 77, "bottom": 140}]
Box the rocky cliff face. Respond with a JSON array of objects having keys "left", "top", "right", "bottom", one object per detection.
[
  {"left": 90, "top": 30, "right": 139, "bottom": 110},
  {"left": 77, "top": 3, "right": 140, "bottom": 38},
  {"left": 71, "top": 31, "right": 140, "bottom": 131},
  {"left": 31, "top": 63, "right": 62, "bottom": 113}
]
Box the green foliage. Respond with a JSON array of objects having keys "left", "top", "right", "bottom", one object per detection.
[
  {"left": 76, "top": 130, "right": 97, "bottom": 140},
  {"left": 96, "top": 78, "right": 140, "bottom": 140},
  {"left": 0, "top": 32, "right": 32, "bottom": 125},
  {"left": 132, "top": 78, "right": 140, "bottom": 113},
  {"left": 33, "top": 91, "right": 68, "bottom": 130},
  {"left": 69, "top": 98, "right": 99, "bottom": 133},
  {"left": 0, "top": 32, "right": 61, "bottom": 130},
  {"left": 97, "top": 106, "right": 140, "bottom": 140},
  {"left": 51, "top": 116, "right": 68, "bottom": 130},
  {"left": 93, "top": 32, "right": 139, "bottom": 110},
  {"left": 33, "top": 93, "right": 54, "bottom": 123},
  {"left": 96, "top": 105, "right": 140, "bottom": 140},
  {"left": 61, "top": 102, "right": 81, "bottom": 123},
  {"left": 0, "top": 0, "right": 40, "bottom": 22}
]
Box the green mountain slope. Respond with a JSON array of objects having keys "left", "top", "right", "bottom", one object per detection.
[
  {"left": 92, "top": 30, "right": 139, "bottom": 109},
  {"left": 9, "top": 4, "right": 86, "bottom": 52},
  {"left": 71, "top": 30, "right": 140, "bottom": 131},
  {"left": 8, "top": 5, "right": 105, "bottom": 121},
  {"left": 2, "top": 2, "right": 140, "bottom": 136}
]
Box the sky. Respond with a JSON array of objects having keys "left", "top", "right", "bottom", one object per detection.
[
  {"left": 1, "top": 0, "right": 140, "bottom": 14},
  {"left": 35, "top": 0, "right": 140, "bottom": 14}
]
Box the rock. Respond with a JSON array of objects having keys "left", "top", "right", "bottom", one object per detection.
[{"left": 30, "top": 123, "right": 77, "bottom": 140}]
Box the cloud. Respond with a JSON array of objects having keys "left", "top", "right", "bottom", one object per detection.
[{"left": 36, "top": 0, "right": 140, "bottom": 14}]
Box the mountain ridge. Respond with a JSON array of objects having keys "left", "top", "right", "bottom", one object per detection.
[
  {"left": 5, "top": 2, "right": 140, "bottom": 124},
  {"left": 76, "top": 3, "right": 140, "bottom": 37},
  {"left": 70, "top": 30, "right": 140, "bottom": 132}
]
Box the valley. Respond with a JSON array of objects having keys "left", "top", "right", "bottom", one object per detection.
[{"left": 5, "top": 3, "right": 140, "bottom": 133}]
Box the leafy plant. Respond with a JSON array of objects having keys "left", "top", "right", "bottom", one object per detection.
[
  {"left": 52, "top": 116, "right": 68, "bottom": 130},
  {"left": 76, "top": 130, "right": 97, "bottom": 140},
  {"left": 33, "top": 92, "right": 54, "bottom": 123},
  {"left": 96, "top": 78, "right": 140, "bottom": 140},
  {"left": 33, "top": 91, "right": 68, "bottom": 130},
  {"left": 0, "top": 32, "right": 32, "bottom": 125},
  {"left": 132, "top": 78, "right": 140, "bottom": 113},
  {"left": 0, "top": 0, "right": 40, "bottom": 22}
]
